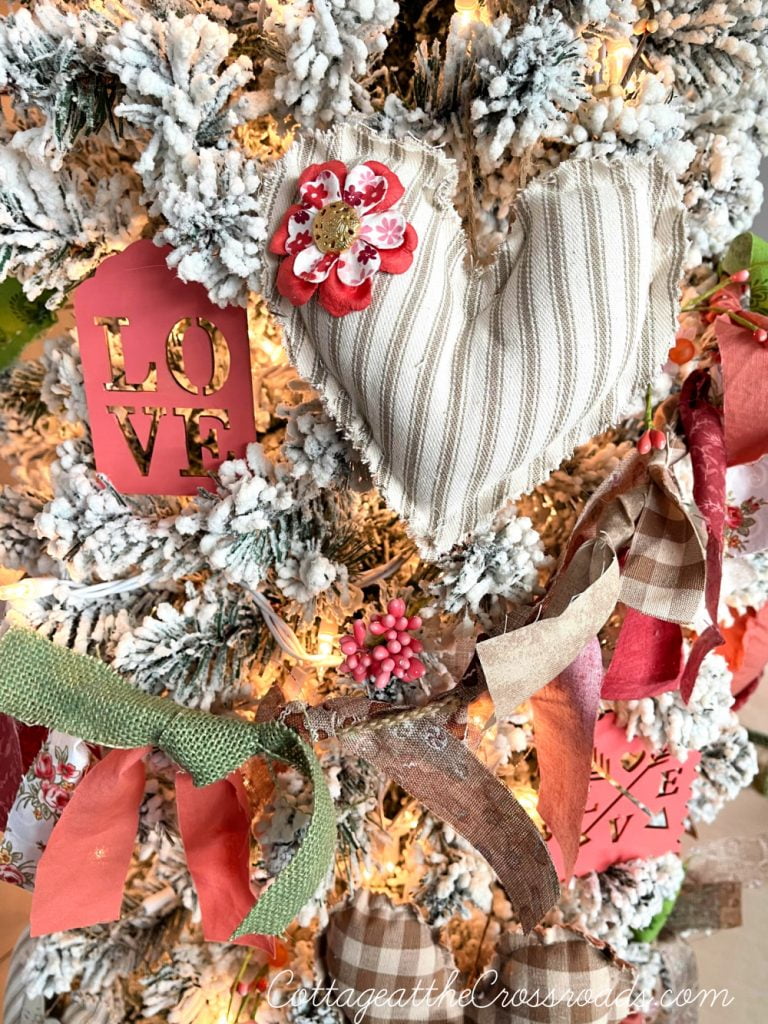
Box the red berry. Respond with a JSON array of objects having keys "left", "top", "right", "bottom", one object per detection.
[
  {"left": 755, "top": 328, "right": 768, "bottom": 343},
  {"left": 372, "top": 646, "right": 387, "bottom": 661},
  {"left": 374, "top": 671, "right": 391, "bottom": 689},
  {"left": 346, "top": 654, "right": 359, "bottom": 669},
  {"left": 730, "top": 269, "right": 750, "bottom": 284},
  {"left": 637, "top": 430, "right": 652, "bottom": 454},
  {"left": 369, "top": 620, "right": 386, "bottom": 635},
  {"left": 394, "top": 616, "right": 409, "bottom": 631},
  {"left": 649, "top": 429, "right": 667, "bottom": 450},
  {"left": 352, "top": 620, "right": 366, "bottom": 645},
  {"left": 382, "top": 658, "right": 395, "bottom": 672},
  {"left": 388, "top": 598, "right": 406, "bottom": 618},
  {"left": 353, "top": 667, "right": 366, "bottom": 682},
  {"left": 407, "top": 615, "right": 422, "bottom": 630},
  {"left": 409, "top": 639, "right": 423, "bottom": 654},
  {"left": 340, "top": 639, "right": 357, "bottom": 655},
  {"left": 381, "top": 614, "right": 396, "bottom": 629},
  {"left": 361, "top": 654, "right": 372, "bottom": 668}
]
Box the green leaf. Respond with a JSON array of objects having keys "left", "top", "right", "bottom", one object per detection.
[
  {"left": 0, "top": 278, "right": 55, "bottom": 370},
  {"left": 722, "top": 232, "right": 768, "bottom": 316},
  {"left": 631, "top": 874, "right": 684, "bottom": 944}
]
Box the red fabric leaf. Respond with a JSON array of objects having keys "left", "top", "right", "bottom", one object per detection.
[
  {"left": 602, "top": 608, "right": 683, "bottom": 699},
  {"left": 678, "top": 371, "right": 727, "bottom": 702},
  {"left": 719, "top": 603, "right": 768, "bottom": 700}
]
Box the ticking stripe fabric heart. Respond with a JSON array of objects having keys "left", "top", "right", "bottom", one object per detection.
[{"left": 260, "top": 122, "right": 688, "bottom": 557}]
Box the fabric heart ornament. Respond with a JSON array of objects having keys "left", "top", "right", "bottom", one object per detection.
[{"left": 260, "top": 122, "right": 688, "bottom": 556}]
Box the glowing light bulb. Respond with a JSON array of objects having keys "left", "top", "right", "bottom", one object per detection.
[
  {"left": 603, "top": 37, "right": 634, "bottom": 86},
  {"left": 0, "top": 575, "right": 59, "bottom": 602},
  {"left": 454, "top": 0, "right": 482, "bottom": 27}
]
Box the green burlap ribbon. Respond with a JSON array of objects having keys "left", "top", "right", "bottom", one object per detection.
[{"left": 0, "top": 627, "right": 336, "bottom": 937}]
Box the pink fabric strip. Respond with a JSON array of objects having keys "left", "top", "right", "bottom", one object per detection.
[
  {"left": 31, "top": 747, "right": 150, "bottom": 935},
  {"left": 176, "top": 771, "right": 274, "bottom": 953},
  {"left": 533, "top": 636, "right": 604, "bottom": 879}
]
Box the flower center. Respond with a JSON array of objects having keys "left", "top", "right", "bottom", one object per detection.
[{"left": 312, "top": 201, "right": 361, "bottom": 254}]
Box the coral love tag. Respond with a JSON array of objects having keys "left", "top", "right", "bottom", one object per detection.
[
  {"left": 74, "top": 240, "right": 257, "bottom": 494},
  {"left": 548, "top": 714, "right": 699, "bottom": 878}
]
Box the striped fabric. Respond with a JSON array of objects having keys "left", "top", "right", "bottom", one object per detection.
[{"left": 260, "top": 123, "right": 688, "bottom": 557}]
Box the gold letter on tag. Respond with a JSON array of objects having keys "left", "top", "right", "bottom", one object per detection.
[
  {"left": 98, "top": 317, "right": 158, "bottom": 393},
  {"left": 174, "top": 407, "right": 232, "bottom": 476},
  {"left": 107, "top": 406, "right": 167, "bottom": 475},
  {"left": 166, "top": 317, "right": 231, "bottom": 396}
]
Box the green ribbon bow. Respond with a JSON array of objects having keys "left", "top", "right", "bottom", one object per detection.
[{"left": 0, "top": 627, "right": 336, "bottom": 937}]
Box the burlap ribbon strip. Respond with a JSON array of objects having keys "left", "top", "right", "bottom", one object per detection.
[{"left": 0, "top": 627, "right": 336, "bottom": 938}]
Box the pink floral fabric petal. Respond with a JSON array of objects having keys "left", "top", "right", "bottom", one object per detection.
[
  {"left": 342, "top": 164, "right": 388, "bottom": 216},
  {"left": 294, "top": 244, "right": 339, "bottom": 283},
  {"left": 359, "top": 211, "right": 407, "bottom": 250},
  {"left": 337, "top": 240, "right": 381, "bottom": 287},
  {"left": 300, "top": 169, "right": 342, "bottom": 210},
  {"left": 286, "top": 206, "right": 316, "bottom": 256}
]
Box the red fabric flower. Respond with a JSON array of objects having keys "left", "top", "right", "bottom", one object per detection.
[{"left": 270, "top": 160, "right": 418, "bottom": 317}]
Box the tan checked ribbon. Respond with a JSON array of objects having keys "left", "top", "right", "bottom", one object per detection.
[
  {"left": 324, "top": 889, "right": 634, "bottom": 1024},
  {"left": 564, "top": 443, "right": 706, "bottom": 625}
]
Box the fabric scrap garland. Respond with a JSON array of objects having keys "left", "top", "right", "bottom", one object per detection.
[{"left": 269, "top": 159, "right": 418, "bottom": 317}]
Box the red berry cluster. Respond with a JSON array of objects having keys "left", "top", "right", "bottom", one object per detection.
[
  {"left": 636, "top": 428, "right": 667, "bottom": 454},
  {"left": 339, "top": 598, "right": 425, "bottom": 690}
]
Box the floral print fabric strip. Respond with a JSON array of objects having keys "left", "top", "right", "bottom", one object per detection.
[
  {"left": 0, "top": 731, "right": 92, "bottom": 889},
  {"left": 269, "top": 159, "right": 417, "bottom": 317}
]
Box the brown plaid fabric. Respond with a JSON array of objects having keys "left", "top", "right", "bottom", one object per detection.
[
  {"left": 324, "top": 889, "right": 463, "bottom": 1024},
  {"left": 325, "top": 892, "right": 634, "bottom": 1024},
  {"left": 565, "top": 444, "right": 706, "bottom": 625},
  {"left": 468, "top": 927, "right": 634, "bottom": 1024}
]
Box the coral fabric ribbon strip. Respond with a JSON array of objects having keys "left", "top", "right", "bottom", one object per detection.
[
  {"left": 532, "top": 635, "right": 604, "bottom": 879},
  {"left": 31, "top": 748, "right": 274, "bottom": 951},
  {"left": 31, "top": 747, "right": 148, "bottom": 936},
  {"left": 0, "top": 627, "right": 336, "bottom": 938}
]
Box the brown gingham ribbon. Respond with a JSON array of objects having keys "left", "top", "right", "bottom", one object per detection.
[{"left": 323, "top": 888, "right": 634, "bottom": 1024}]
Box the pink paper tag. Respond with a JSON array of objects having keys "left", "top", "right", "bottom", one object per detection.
[
  {"left": 74, "top": 240, "right": 257, "bottom": 494},
  {"left": 548, "top": 713, "right": 700, "bottom": 878}
]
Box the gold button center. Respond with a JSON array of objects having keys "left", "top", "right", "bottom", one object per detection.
[{"left": 312, "top": 201, "right": 361, "bottom": 254}]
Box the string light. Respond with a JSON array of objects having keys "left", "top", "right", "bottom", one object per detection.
[
  {"left": 453, "top": 0, "right": 489, "bottom": 27},
  {"left": 602, "top": 36, "right": 635, "bottom": 93}
]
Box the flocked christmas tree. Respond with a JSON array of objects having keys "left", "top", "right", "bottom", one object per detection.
[{"left": 0, "top": 2, "right": 767, "bottom": 1023}]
